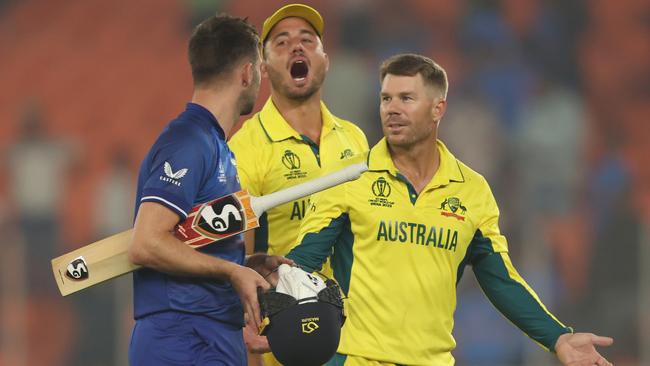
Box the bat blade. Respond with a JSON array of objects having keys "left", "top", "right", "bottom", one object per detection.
[
  {"left": 51, "top": 230, "right": 137, "bottom": 296},
  {"left": 51, "top": 162, "right": 368, "bottom": 296},
  {"left": 51, "top": 190, "right": 258, "bottom": 296}
]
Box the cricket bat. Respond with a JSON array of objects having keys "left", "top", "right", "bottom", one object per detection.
[{"left": 52, "top": 162, "right": 368, "bottom": 296}]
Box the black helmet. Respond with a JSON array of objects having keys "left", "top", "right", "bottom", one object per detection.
[{"left": 258, "top": 271, "right": 346, "bottom": 366}]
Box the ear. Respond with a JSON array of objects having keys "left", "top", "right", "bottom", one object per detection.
[
  {"left": 323, "top": 52, "right": 330, "bottom": 73},
  {"left": 316, "top": 37, "right": 329, "bottom": 73},
  {"left": 261, "top": 61, "right": 269, "bottom": 79},
  {"left": 432, "top": 98, "right": 447, "bottom": 124},
  {"left": 241, "top": 62, "right": 254, "bottom": 87}
]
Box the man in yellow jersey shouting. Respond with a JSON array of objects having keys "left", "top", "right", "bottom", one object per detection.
[
  {"left": 287, "top": 53, "right": 613, "bottom": 366},
  {"left": 228, "top": 4, "right": 368, "bottom": 365}
]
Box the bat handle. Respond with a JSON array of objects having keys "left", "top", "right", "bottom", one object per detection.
[{"left": 251, "top": 162, "right": 368, "bottom": 216}]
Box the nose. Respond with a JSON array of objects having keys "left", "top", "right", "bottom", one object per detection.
[
  {"left": 383, "top": 99, "right": 401, "bottom": 116},
  {"left": 290, "top": 39, "right": 305, "bottom": 55}
]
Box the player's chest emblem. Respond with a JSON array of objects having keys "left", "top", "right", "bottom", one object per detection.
[
  {"left": 340, "top": 148, "right": 353, "bottom": 159},
  {"left": 368, "top": 177, "right": 395, "bottom": 208},
  {"left": 281, "top": 149, "right": 308, "bottom": 181},
  {"left": 439, "top": 197, "right": 467, "bottom": 221}
]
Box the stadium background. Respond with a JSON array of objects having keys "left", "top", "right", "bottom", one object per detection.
[{"left": 0, "top": 0, "right": 647, "bottom": 365}]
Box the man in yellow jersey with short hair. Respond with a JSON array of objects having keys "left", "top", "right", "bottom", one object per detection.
[
  {"left": 228, "top": 4, "right": 368, "bottom": 365},
  {"left": 287, "top": 54, "right": 614, "bottom": 366}
]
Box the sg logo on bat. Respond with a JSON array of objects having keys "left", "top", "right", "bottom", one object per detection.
[
  {"left": 194, "top": 196, "right": 245, "bottom": 239},
  {"left": 66, "top": 256, "right": 89, "bottom": 281}
]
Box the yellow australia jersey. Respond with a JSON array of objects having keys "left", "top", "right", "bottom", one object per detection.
[
  {"left": 287, "top": 139, "right": 572, "bottom": 366},
  {"left": 228, "top": 97, "right": 368, "bottom": 262}
]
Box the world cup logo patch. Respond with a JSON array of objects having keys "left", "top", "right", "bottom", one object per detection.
[
  {"left": 281, "top": 150, "right": 301, "bottom": 170},
  {"left": 368, "top": 177, "right": 395, "bottom": 208},
  {"left": 281, "top": 150, "right": 307, "bottom": 181},
  {"left": 372, "top": 177, "right": 391, "bottom": 197}
]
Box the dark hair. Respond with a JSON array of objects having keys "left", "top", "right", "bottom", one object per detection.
[
  {"left": 188, "top": 14, "right": 260, "bottom": 85},
  {"left": 380, "top": 53, "right": 448, "bottom": 97}
]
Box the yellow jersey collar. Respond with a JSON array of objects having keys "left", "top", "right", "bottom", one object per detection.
[
  {"left": 257, "top": 97, "right": 342, "bottom": 142},
  {"left": 368, "top": 138, "right": 465, "bottom": 186}
]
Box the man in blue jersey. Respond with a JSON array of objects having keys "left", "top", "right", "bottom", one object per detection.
[{"left": 127, "top": 14, "right": 292, "bottom": 365}]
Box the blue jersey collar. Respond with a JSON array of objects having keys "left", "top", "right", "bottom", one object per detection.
[{"left": 186, "top": 102, "right": 226, "bottom": 139}]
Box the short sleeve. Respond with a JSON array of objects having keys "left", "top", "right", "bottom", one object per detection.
[
  {"left": 467, "top": 178, "right": 509, "bottom": 264},
  {"left": 140, "top": 135, "right": 208, "bottom": 220}
]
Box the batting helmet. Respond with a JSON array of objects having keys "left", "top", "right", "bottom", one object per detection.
[{"left": 258, "top": 266, "right": 346, "bottom": 366}]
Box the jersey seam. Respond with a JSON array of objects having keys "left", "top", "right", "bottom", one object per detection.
[{"left": 140, "top": 195, "right": 188, "bottom": 218}]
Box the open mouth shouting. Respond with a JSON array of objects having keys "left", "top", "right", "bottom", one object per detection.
[{"left": 290, "top": 59, "right": 309, "bottom": 83}]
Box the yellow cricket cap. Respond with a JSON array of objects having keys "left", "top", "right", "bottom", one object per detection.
[{"left": 261, "top": 4, "right": 324, "bottom": 43}]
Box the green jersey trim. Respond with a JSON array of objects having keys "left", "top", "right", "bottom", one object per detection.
[
  {"left": 300, "top": 134, "right": 321, "bottom": 167},
  {"left": 472, "top": 241, "right": 572, "bottom": 351},
  {"left": 287, "top": 213, "right": 353, "bottom": 294}
]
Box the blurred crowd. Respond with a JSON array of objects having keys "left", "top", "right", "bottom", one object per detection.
[{"left": 0, "top": 0, "right": 647, "bottom": 365}]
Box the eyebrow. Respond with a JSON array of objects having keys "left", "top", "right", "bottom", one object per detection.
[
  {"left": 380, "top": 91, "right": 416, "bottom": 96},
  {"left": 299, "top": 29, "right": 317, "bottom": 37},
  {"left": 271, "top": 28, "right": 317, "bottom": 42}
]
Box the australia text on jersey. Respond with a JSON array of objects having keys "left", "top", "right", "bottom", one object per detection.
[
  {"left": 376, "top": 220, "right": 458, "bottom": 251},
  {"left": 289, "top": 198, "right": 311, "bottom": 220}
]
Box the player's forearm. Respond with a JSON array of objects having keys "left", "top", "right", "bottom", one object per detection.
[
  {"left": 287, "top": 214, "right": 350, "bottom": 272},
  {"left": 129, "top": 229, "right": 238, "bottom": 280},
  {"left": 129, "top": 201, "right": 241, "bottom": 279},
  {"left": 473, "top": 252, "right": 572, "bottom": 351},
  {"left": 286, "top": 231, "right": 332, "bottom": 272}
]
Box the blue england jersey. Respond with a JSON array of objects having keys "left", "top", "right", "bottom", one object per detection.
[{"left": 132, "top": 102, "right": 245, "bottom": 325}]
